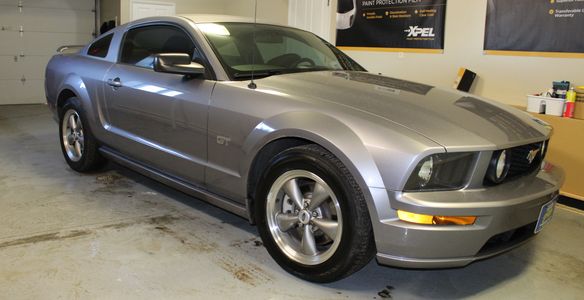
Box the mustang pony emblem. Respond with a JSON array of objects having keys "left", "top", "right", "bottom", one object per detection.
[{"left": 527, "top": 148, "right": 541, "bottom": 164}]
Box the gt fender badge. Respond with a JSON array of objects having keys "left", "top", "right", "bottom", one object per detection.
[{"left": 217, "top": 136, "right": 231, "bottom": 146}]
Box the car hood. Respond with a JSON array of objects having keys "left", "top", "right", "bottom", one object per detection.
[{"left": 257, "top": 71, "right": 549, "bottom": 150}]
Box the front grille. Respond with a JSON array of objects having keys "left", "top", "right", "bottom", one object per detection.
[
  {"left": 507, "top": 141, "right": 547, "bottom": 179},
  {"left": 484, "top": 140, "right": 548, "bottom": 185}
]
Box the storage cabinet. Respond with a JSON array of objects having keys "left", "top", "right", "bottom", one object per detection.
[{"left": 525, "top": 111, "right": 584, "bottom": 201}]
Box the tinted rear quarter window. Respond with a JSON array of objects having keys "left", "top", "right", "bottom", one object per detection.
[{"left": 88, "top": 34, "right": 114, "bottom": 58}]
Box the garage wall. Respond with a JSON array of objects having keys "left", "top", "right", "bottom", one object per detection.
[
  {"left": 0, "top": 0, "right": 95, "bottom": 105},
  {"left": 339, "top": 0, "right": 584, "bottom": 106}
]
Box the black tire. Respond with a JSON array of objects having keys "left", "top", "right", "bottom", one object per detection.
[
  {"left": 58, "top": 97, "right": 105, "bottom": 172},
  {"left": 255, "top": 144, "right": 375, "bottom": 282}
]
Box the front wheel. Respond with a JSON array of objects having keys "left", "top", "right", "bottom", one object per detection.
[{"left": 255, "top": 144, "right": 375, "bottom": 282}]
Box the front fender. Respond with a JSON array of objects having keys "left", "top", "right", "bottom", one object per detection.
[{"left": 241, "top": 111, "right": 386, "bottom": 221}]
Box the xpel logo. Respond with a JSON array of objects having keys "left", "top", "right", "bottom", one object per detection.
[{"left": 405, "top": 26, "right": 436, "bottom": 37}]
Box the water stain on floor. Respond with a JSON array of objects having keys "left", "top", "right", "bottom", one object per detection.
[
  {"left": 532, "top": 248, "right": 584, "bottom": 288},
  {"left": 0, "top": 230, "right": 90, "bottom": 249},
  {"left": 152, "top": 219, "right": 218, "bottom": 253},
  {"left": 93, "top": 172, "right": 136, "bottom": 197},
  {"left": 230, "top": 237, "right": 263, "bottom": 248},
  {"left": 0, "top": 214, "right": 178, "bottom": 250},
  {"left": 95, "top": 173, "right": 134, "bottom": 188},
  {"left": 377, "top": 285, "right": 394, "bottom": 299},
  {"left": 216, "top": 256, "right": 272, "bottom": 287}
]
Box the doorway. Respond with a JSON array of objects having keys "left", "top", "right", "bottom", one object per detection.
[
  {"left": 131, "top": 0, "right": 176, "bottom": 21},
  {"left": 288, "top": 0, "right": 333, "bottom": 43}
]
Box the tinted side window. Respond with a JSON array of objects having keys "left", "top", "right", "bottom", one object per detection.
[
  {"left": 87, "top": 34, "right": 113, "bottom": 58},
  {"left": 120, "top": 25, "right": 195, "bottom": 68}
]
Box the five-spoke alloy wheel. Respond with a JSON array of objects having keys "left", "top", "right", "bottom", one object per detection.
[
  {"left": 256, "top": 144, "right": 375, "bottom": 282},
  {"left": 62, "top": 109, "right": 85, "bottom": 162},
  {"left": 58, "top": 97, "right": 105, "bottom": 172},
  {"left": 266, "top": 170, "right": 343, "bottom": 265}
]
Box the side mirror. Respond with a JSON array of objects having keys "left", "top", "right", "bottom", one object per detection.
[{"left": 153, "top": 53, "right": 205, "bottom": 76}]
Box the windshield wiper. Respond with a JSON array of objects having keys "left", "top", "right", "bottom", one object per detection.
[
  {"left": 233, "top": 70, "right": 282, "bottom": 79},
  {"left": 233, "top": 67, "right": 338, "bottom": 80},
  {"left": 283, "top": 67, "right": 333, "bottom": 74}
]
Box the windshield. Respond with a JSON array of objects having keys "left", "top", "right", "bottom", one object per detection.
[{"left": 198, "top": 22, "right": 366, "bottom": 79}]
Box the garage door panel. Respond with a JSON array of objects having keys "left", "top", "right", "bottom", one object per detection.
[
  {"left": 0, "top": 5, "right": 20, "bottom": 24},
  {"left": 22, "top": 56, "right": 52, "bottom": 80},
  {"left": 0, "top": 31, "right": 88, "bottom": 64},
  {"left": 0, "top": 56, "right": 20, "bottom": 80},
  {"left": 1, "top": 7, "right": 94, "bottom": 33},
  {"left": 0, "top": 0, "right": 94, "bottom": 10},
  {"left": 0, "top": 0, "right": 94, "bottom": 104},
  {"left": 25, "top": 0, "right": 94, "bottom": 10},
  {"left": 0, "top": 55, "right": 51, "bottom": 80},
  {"left": 0, "top": 79, "right": 45, "bottom": 104},
  {"left": 0, "top": 31, "right": 22, "bottom": 55},
  {"left": 22, "top": 56, "right": 50, "bottom": 81},
  {"left": 22, "top": 32, "right": 92, "bottom": 55},
  {"left": 22, "top": 7, "right": 94, "bottom": 33}
]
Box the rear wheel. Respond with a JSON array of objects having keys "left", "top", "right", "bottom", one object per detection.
[
  {"left": 59, "top": 98, "right": 105, "bottom": 172},
  {"left": 255, "top": 144, "right": 375, "bottom": 282}
]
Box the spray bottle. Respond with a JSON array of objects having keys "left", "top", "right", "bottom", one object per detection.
[{"left": 563, "top": 87, "right": 576, "bottom": 118}]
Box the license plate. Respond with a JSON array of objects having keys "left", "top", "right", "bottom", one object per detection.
[{"left": 534, "top": 197, "right": 557, "bottom": 234}]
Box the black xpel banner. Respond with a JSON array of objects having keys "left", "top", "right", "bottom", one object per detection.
[
  {"left": 335, "top": 0, "right": 447, "bottom": 50},
  {"left": 485, "top": 0, "right": 584, "bottom": 53}
]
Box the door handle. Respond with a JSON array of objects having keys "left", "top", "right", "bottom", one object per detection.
[{"left": 107, "top": 77, "right": 123, "bottom": 88}]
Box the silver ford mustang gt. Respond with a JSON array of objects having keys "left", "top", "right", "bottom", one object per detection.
[{"left": 45, "top": 15, "right": 563, "bottom": 282}]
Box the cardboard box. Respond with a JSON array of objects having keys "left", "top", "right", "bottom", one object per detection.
[
  {"left": 574, "top": 99, "right": 584, "bottom": 120},
  {"left": 576, "top": 88, "right": 584, "bottom": 120}
]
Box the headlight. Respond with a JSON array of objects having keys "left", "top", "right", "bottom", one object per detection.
[
  {"left": 404, "top": 153, "right": 475, "bottom": 191},
  {"left": 486, "top": 150, "right": 510, "bottom": 184},
  {"left": 417, "top": 156, "right": 434, "bottom": 187}
]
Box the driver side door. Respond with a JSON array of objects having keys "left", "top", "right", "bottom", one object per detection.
[{"left": 103, "top": 24, "right": 214, "bottom": 186}]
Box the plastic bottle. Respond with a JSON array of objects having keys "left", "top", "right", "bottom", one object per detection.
[{"left": 563, "top": 88, "right": 576, "bottom": 118}]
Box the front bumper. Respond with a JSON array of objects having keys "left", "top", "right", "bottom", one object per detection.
[{"left": 372, "top": 162, "right": 564, "bottom": 268}]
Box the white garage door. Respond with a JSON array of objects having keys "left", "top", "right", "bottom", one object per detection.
[{"left": 0, "top": 0, "right": 95, "bottom": 105}]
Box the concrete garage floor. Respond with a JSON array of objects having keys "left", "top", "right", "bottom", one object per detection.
[{"left": 1, "top": 105, "right": 583, "bottom": 300}]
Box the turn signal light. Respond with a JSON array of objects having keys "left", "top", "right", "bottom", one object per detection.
[{"left": 397, "top": 210, "right": 477, "bottom": 225}]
